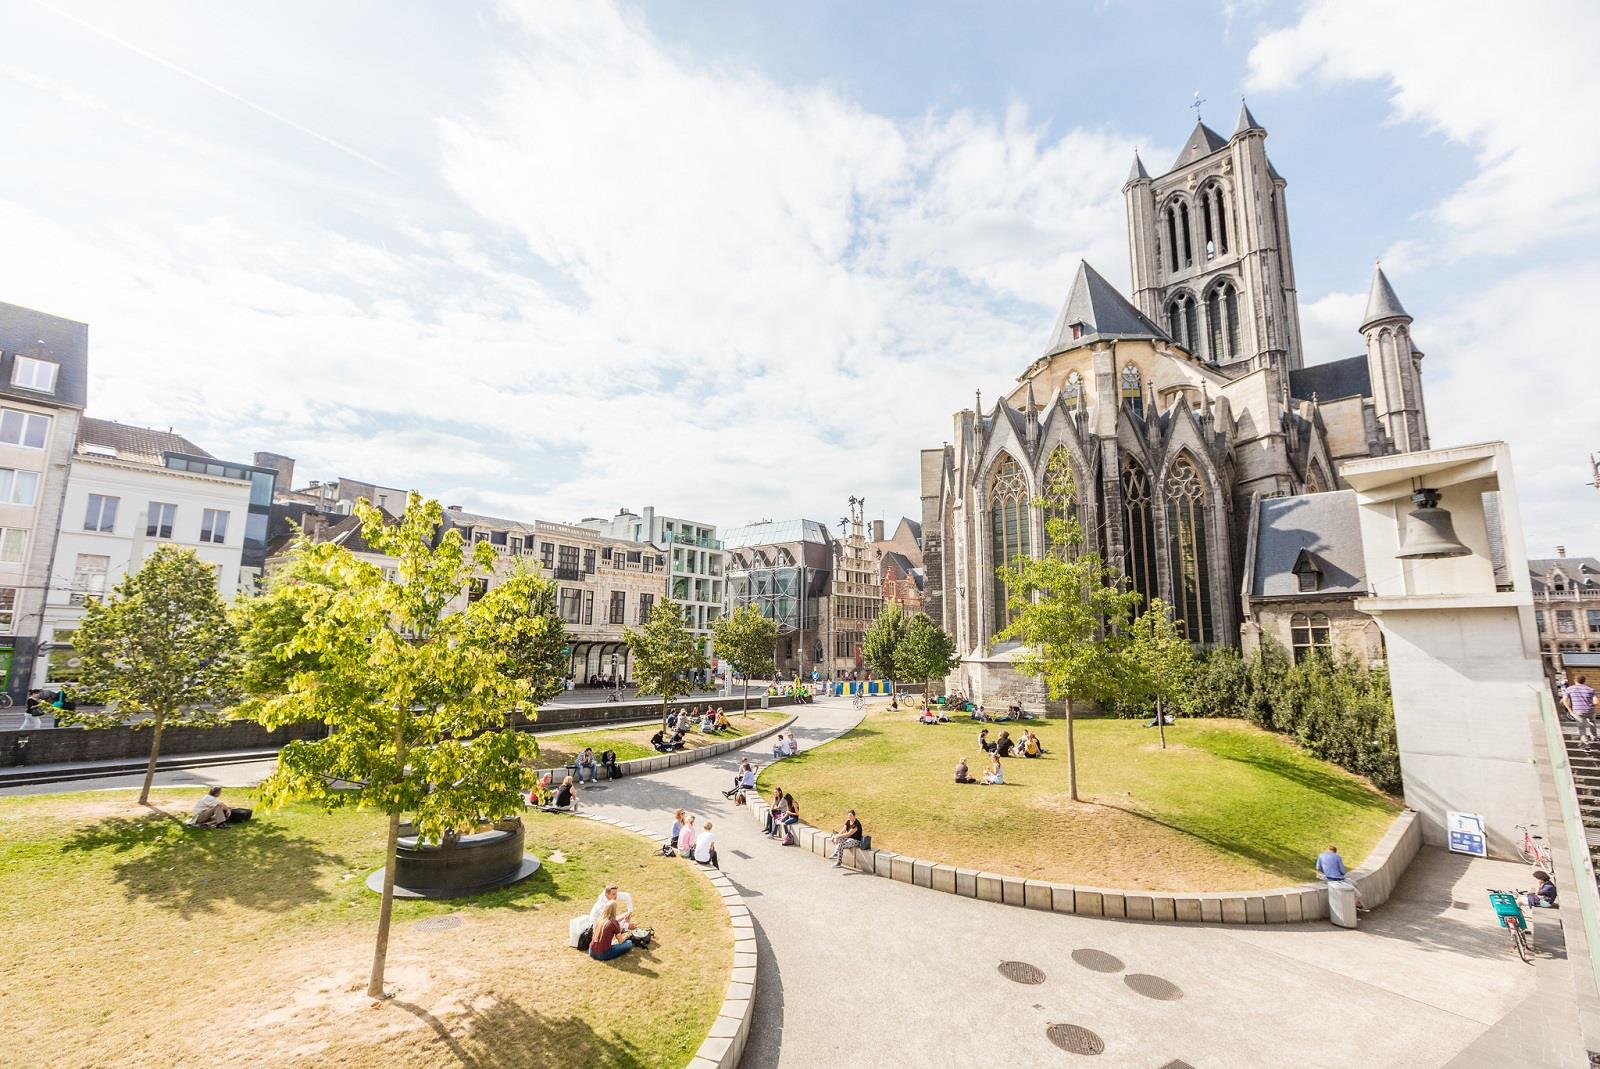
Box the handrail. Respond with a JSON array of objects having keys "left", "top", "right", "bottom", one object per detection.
[{"left": 1535, "top": 686, "right": 1600, "bottom": 1007}]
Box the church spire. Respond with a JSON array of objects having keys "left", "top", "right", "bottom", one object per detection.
[
  {"left": 1126, "top": 149, "right": 1150, "bottom": 184},
  {"left": 1360, "top": 260, "right": 1411, "bottom": 331},
  {"left": 1234, "top": 97, "right": 1263, "bottom": 137}
]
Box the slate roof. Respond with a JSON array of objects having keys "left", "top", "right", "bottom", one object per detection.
[
  {"left": 1250, "top": 490, "right": 1368, "bottom": 598},
  {"left": 77, "top": 417, "right": 212, "bottom": 466},
  {"left": 1530, "top": 557, "right": 1600, "bottom": 594},
  {"left": 0, "top": 300, "right": 90, "bottom": 409},
  {"left": 1361, "top": 264, "right": 1410, "bottom": 330},
  {"left": 1288, "top": 355, "right": 1372, "bottom": 403},
  {"left": 723, "top": 519, "right": 833, "bottom": 549},
  {"left": 1044, "top": 261, "right": 1171, "bottom": 356},
  {"left": 1171, "top": 121, "right": 1228, "bottom": 171},
  {"left": 1234, "top": 99, "right": 1263, "bottom": 136},
  {"left": 1126, "top": 151, "right": 1150, "bottom": 183}
]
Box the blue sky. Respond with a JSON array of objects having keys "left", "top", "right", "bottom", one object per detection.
[{"left": 0, "top": 0, "right": 1594, "bottom": 554}]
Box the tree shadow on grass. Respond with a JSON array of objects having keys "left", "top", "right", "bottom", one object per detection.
[
  {"left": 1095, "top": 800, "right": 1314, "bottom": 886},
  {"left": 396, "top": 991, "right": 653, "bottom": 1068},
  {"left": 61, "top": 813, "right": 343, "bottom": 918},
  {"left": 1197, "top": 732, "right": 1392, "bottom": 809}
]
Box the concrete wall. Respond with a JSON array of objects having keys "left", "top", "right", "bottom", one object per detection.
[{"left": 1, "top": 718, "right": 326, "bottom": 767}]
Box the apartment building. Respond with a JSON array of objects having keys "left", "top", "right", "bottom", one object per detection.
[
  {"left": 582, "top": 506, "right": 724, "bottom": 664},
  {"left": 1531, "top": 548, "right": 1600, "bottom": 678},
  {"left": 0, "top": 302, "right": 88, "bottom": 697},
  {"left": 723, "top": 519, "right": 833, "bottom": 680}
]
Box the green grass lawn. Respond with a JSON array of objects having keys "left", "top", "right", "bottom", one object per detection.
[
  {"left": 0, "top": 791, "right": 730, "bottom": 1069},
  {"left": 532, "top": 709, "right": 787, "bottom": 766},
  {"left": 758, "top": 711, "right": 1401, "bottom": 892}
]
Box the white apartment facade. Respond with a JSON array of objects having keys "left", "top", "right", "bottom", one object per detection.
[
  {"left": 582, "top": 506, "right": 724, "bottom": 666},
  {"left": 39, "top": 420, "right": 251, "bottom": 686}
]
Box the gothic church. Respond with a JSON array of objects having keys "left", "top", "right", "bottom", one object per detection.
[{"left": 918, "top": 102, "right": 1430, "bottom": 702}]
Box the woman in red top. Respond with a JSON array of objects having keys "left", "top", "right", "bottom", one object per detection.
[{"left": 590, "top": 900, "right": 634, "bottom": 962}]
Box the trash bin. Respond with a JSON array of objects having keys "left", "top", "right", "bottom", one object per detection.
[
  {"left": 1327, "top": 881, "right": 1358, "bottom": 929},
  {"left": 761, "top": 692, "right": 770, "bottom": 710}
]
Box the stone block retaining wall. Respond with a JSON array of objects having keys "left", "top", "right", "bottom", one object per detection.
[
  {"left": 576, "top": 812, "right": 758, "bottom": 1069},
  {"left": 748, "top": 799, "right": 1422, "bottom": 926},
  {"left": 532, "top": 715, "right": 797, "bottom": 784}
]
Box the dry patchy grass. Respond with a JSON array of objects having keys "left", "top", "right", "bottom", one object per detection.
[{"left": 0, "top": 792, "right": 730, "bottom": 1068}]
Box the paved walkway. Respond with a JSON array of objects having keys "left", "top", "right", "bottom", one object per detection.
[{"left": 10, "top": 696, "right": 1585, "bottom": 1067}]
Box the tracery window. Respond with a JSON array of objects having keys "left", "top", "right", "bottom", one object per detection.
[
  {"left": 1121, "top": 464, "right": 1158, "bottom": 609},
  {"left": 1165, "top": 455, "right": 1214, "bottom": 644},
  {"left": 989, "top": 455, "right": 1030, "bottom": 632},
  {"left": 1041, "top": 447, "right": 1079, "bottom": 559},
  {"left": 1200, "top": 188, "right": 1215, "bottom": 260},
  {"left": 1178, "top": 201, "right": 1194, "bottom": 266},
  {"left": 1206, "top": 281, "right": 1240, "bottom": 361},
  {"left": 1167, "top": 293, "right": 1199, "bottom": 355},
  {"left": 1064, "top": 370, "right": 1083, "bottom": 408},
  {"left": 1291, "top": 612, "right": 1331, "bottom": 664},
  {"left": 1166, "top": 207, "right": 1181, "bottom": 273},
  {"left": 1120, "top": 364, "right": 1143, "bottom": 418}
]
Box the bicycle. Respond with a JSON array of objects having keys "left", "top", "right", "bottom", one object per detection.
[
  {"left": 1488, "top": 890, "right": 1536, "bottom": 963},
  {"left": 851, "top": 693, "right": 864, "bottom": 711},
  {"left": 0, "top": 692, "right": 12, "bottom": 709},
  {"left": 1516, "top": 823, "right": 1554, "bottom": 870}
]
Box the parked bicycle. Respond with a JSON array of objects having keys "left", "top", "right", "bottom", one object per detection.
[
  {"left": 1488, "top": 890, "right": 1536, "bottom": 963},
  {"left": 1516, "top": 823, "right": 1554, "bottom": 870}
]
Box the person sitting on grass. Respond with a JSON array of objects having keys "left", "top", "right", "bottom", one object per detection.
[
  {"left": 981, "top": 754, "right": 1005, "bottom": 785},
  {"left": 677, "top": 814, "right": 698, "bottom": 858},
  {"left": 576, "top": 748, "right": 598, "bottom": 784},
  {"left": 188, "top": 785, "right": 232, "bottom": 828},
  {"left": 650, "top": 729, "right": 673, "bottom": 754},
  {"left": 994, "top": 730, "right": 1015, "bottom": 757},
  {"left": 973, "top": 704, "right": 988, "bottom": 722},
  {"left": 978, "top": 728, "right": 994, "bottom": 754},
  {"left": 590, "top": 900, "right": 635, "bottom": 962},
  {"left": 668, "top": 725, "right": 689, "bottom": 750},
  {"left": 954, "top": 757, "right": 976, "bottom": 784},
  {"left": 918, "top": 706, "right": 939, "bottom": 725},
  {"left": 552, "top": 775, "right": 577, "bottom": 810},
  {"left": 1021, "top": 731, "right": 1043, "bottom": 758},
  {"left": 829, "top": 809, "right": 865, "bottom": 868},
  {"left": 714, "top": 707, "right": 731, "bottom": 731},
  {"left": 771, "top": 733, "right": 787, "bottom": 758},
  {"left": 589, "top": 883, "right": 635, "bottom": 929},
  {"left": 694, "top": 820, "right": 719, "bottom": 868}
]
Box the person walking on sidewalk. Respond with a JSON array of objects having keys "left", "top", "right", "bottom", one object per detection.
[{"left": 1563, "top": 676, "right": 1598, "bottom": 748}]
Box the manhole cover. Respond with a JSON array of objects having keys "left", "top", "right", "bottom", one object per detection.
[
  {"left": 1125, "top": 973, "right": 1183, "bottom": 1001},
  {"left": 1045, "top": 1023, "right": 1105, "bottom": 1055},
  {"left": 1071, "top": 948, "right": 1124, "bottom": 973},
  {"left": 413, "top": 915, "right": 462, "bottom": 933},
  {"left": 998, "top": 960, "right": 1046, "bottom": 984}
]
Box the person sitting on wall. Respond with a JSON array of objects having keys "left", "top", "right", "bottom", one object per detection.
[
  {"left": 1315, "top": 844, "right": 1364, "bottom": 910},
  {"left": 600, "top": 749, "right": 620, "bottom": 780},
  {"left": 188, "top": 786, "right": 232, "bottom": 828},
  {"left": 575, "top": 748, "right": 599, "bottom": 784},
  {"left": 694, "top": 820, "right": 719, "bottom": 868}
]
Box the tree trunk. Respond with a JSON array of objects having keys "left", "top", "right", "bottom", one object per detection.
[
  {"left": 1157, "top": 696, "right": 1167, "bottom": 750},
  {"left": 1065, "top": 696, "right": 1079, "bottom": 802},
  {"left": 138, "top": 709, "right": 168, "bottom": 807},
  {"left": 742, "top": 675, "right": 750, "bottom": 717},
  {"left": 662, "top": 693, "right": 669, "bottom": 732},
  {"left": 367, "top": 711, "right": 408, "bottom": 1000}
]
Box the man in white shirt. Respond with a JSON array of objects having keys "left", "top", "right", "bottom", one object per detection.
[
  {"left": 589, "top": 883, "right": 634, "bottom": 927},
  {"left": 694, "top": 821, "right": 719, "bottom": 868}
]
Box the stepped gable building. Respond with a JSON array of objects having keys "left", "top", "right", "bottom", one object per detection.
[{"left": 921, "top": 104, "right": 1432, "bottom": 704}]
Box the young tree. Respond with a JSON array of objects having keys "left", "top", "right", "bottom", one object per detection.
[
  {"left": 998, "top": 452, "right": 1143, "bottom": 801},
  {"left": 466, "top": 564, "right": 567, "bottom": 727},
  {"left": 711, "top": 604, "right": 777, "bottom": 715},
  {"left": 860, "top": 602, "right": 911, "bottom": 702},
  {"left": 1123, "top": 598, "right": 1199, "bottom": 749},
  {"left": 59, "top": 545, "right": 239, "bottom": 806},
  {"left": 896, "top": 614, "right": 958, "bottom": 702},
  {"left": 626, "top": 597, "right": 707, "bottom": 729},
  {"left": 235, "top": 494, "right": 547, "bottom": 1000}
]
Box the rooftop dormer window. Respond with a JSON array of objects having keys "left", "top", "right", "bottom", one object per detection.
[
  {"left": 1292, "top": 548, "right": 1324, "bottom": 593},
  {"left": 11, "top": 356, "right": 58, "bottom": 394}
]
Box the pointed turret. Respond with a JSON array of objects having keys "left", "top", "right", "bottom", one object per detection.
[
  {"left": 1360, "top": 262, "right": 1411, "bottom": 331},
  {"left": 1233, "top": 98, "right": 1263, "bottom": 137},
  {"left": 1171, "top": 121, "right": 1228, "bottom": 170},
  {"left": 1126, "top": 150, "right": 1150, "bottom": 184},
  {"left": 1045, "top": 261, "right": 1171, "bottom": 355}
]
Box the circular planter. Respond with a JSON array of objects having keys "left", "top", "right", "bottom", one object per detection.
[{"left": 366, "top": 816, "right": 541, "bottom": 899}]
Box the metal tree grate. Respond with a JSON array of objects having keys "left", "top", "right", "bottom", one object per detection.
[
  {"left": 1070, "top": 948, "right": 1125, "bottom": 973},
  {"left": 413, "top": 915, "right": 463, "bottom": 933},
  {"left": 1124, "top": 973, "right": 1184, "bottom": 1001},
  {"left": 1045, "top": 1024, "right": 1105, "bottom": 1055},
  {"left": 997, "top": 960, "right": 1046, "bottom": 985}
]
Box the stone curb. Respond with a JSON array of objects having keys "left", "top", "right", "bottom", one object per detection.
[
  {"left": 576, "top": 812, "right": 758, "bottom": 1069},
  {"left": 747, "top": 798, "right": 1422, "bottom": 926},
  {"left": 532, "top": 714, "right": 799, "bottom": 785}
]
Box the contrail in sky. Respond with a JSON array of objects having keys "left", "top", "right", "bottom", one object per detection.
[{"left": 33, "top": 1, "right": 399, "bottom": 177}]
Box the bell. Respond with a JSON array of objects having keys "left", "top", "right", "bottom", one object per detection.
[{"left": 1396, "top": 488, "right": 1471, "bottom": 559}]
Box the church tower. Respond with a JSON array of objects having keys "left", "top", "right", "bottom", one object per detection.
[
  {"left": 1123, "top": 100, "right": 1305, "bottom": 374},
  {"left": 1361, "top": 262, "right": 1429, "bottom": 453}
]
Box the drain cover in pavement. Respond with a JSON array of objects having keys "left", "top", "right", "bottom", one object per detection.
[
  {"left": 1124, "top": 973, "right": 1183, "bottom": 1001},
  {"left": 1070, "top": 948, "right": 1124, "bottom": 973},
  {"left": 413, "top": 915, "right": 462, "bottom": 933},
  {"left": 1045, "top": 1023, "right": 1105, "bottom": 1055},
  {"left": 998, "top": 960, "right": 1046, "bottom": 984}
]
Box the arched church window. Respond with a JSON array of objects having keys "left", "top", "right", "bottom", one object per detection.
[
  {"left": 1121, "top": 464, "right": 1158, "bottom": 609},
  {"left": 989, "top": 455, "right": 1030, "bottom": 632},
  {"left": 1165, "top": 455, "right": 1214, "bottom": 644},
  {"left": 1168, "top": 293, "right": 1200, "bottom": 355},
  {"left": 1064, "top": 370, "right": 1083, "bottom": 407},
  {"left": 1178, "top": 201, "right": 1194, "bottom": 266},
  {"left": 1041, "top": 447, "right": 1079, "bottom": 559},
  {"left": 1120, "top": 364, "right": 1143, "bottom": 418},
  {"left": 1200, "top": 189, "right": 1215, "bottom": 260},
  {"left": 1291, "top": 612, "right": 1331, "bottom": 664},
  {"left": 1205, "top": 281, "right": 1241, "bottom": 361},
  {"left": 1166, "top": 208, "right": 1180, "bottom": 276},
  {"left": 1214, "top": 186, "right": 1229, "bottom": 254}
]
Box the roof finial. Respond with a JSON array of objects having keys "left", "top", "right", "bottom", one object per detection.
[{"left": 1190, "top": 91, "right": 1206, "bottom": 123}]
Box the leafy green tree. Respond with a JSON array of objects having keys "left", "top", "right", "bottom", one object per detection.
[
  {"left": 234, "top": 494, "right": 547, "bottom": 999},
  {"left": 711, "top": 604, "right": 777, "bottom": 715},
  {"left": 895, "top": 613, "right": 958, "bottom": 702},
  {"left": 626, "top": 597, "right": 707, "bottom": 729},
  {"left": 1123, "top": 598, "right": 1199, "bottom": 749},
  {"left": 466, "top": 563, "right": 567, "bottom": 726},
  {"left": 998, "top": 452, "right": 1143, "bottom": 801},
  {"left": 60, "top": 545, "right": 240, "bottom": 806},
  {"left": 860, "top": 602, "right": 911, "bottom": 697}
]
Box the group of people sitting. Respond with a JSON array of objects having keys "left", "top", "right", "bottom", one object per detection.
[
  {"left": 916, "top": 705, "right": 951, "bottom": 725},
  {"left": 770, "top": 732, "right": 799, "bottom": 759},
  {"left": 572, "top": 747, "right": 620, "bottom": 784},
  {"left": 762, "top": 786, "right": 801, "bottom": 845},
  {"left": 650, "top": 708, "right": 733, "bottom": 753},
  {"left": 766, "top": 683, "right": 814, "bottom": 702},
  {"left": 574, "top": 883, "right": 653, "bottom": 963},
  {"left": 976, "top": 728, "right": 1046, "bottom": 759},
  {"left": 528, "top": 773, "right": 578, "bottom": 810},
  {"left": 953, "top": 753, "right": 1006, "bottom": 785},
  {"left": 970, "top": 702, "right": 1036, "bottom": 724},
  {"left": 668, "top": 808, "right": 720, "bottom": 868}
]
